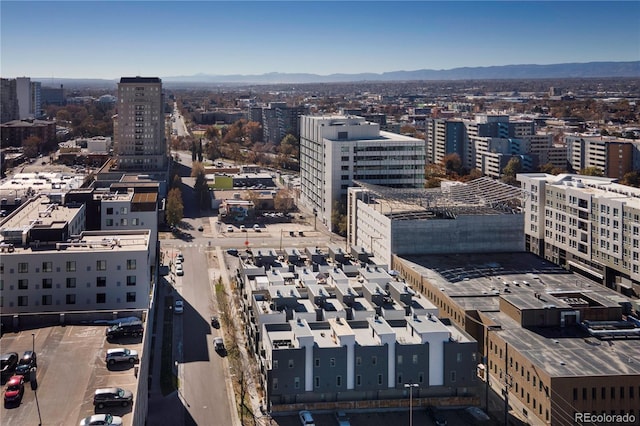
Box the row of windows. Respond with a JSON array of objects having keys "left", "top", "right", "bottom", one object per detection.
[
  {"left": 6, "top": 275, "right": 137, "bottom": 290},
  {"left": 573, "top": 386, "right": 637, "bottom": 401},
  {"left": 12, "top": 259, "right": 135, "bottom": 273},
  {"left": 2, "top": 292, "right": 137, "bottom": 307},
  {"left": 106, "top": 218, "right": 141, "bottom": 226}
]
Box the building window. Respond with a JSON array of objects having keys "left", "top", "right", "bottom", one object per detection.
[
  {"left": 294, "top": 377, "right": 300, "bottom": 389},
  {"left": 450, "top": 371, "right": 456, "bottom": 382},
  {"left": 66, "top": 294, "right": 76, "bottom": 305},
  {"left": 97, "top": 260, "right": 107, "bottom": 271},
  {"left": 413, "top": 354, "right": 419, "bottom": 364},
  {"left": 18, "top": 279, "right": 28, "bottom": 290},
  {"left": 106, "top": 219, "right": 113, "bottom": 226},
  {"left": 42, "top": 278, "right": 52, "bottom": 289},
  {"left": 96, "top": 277, "right": 107, "bottom": 287},
  {"left": 397, "top": 355, "right": 403, "bottom": 365},
  {"left": 42, "top": 261, "right": 52, "bottom": 272},
  {"left": 314, "top": 377, "right": 319, "bottom": 388},
  {"left": 356, "top": 357, "right": 361, "bottom": 366},
  {"left": 418, "top": 372, "right": 424, "bottom": 383},
  {"left": 377, "top": 374, "right": 383, "bottom": 385},
  {"left": 66, "top": 261, "right": 76, "bottom": 272},
  {"left": 273, "top": 378, "right": 278, "bottom": 390},
  {"left": 288, "top": 359, "right": 294, "bottom": 369},
  {"left": 42, "top": 295, "right": 52, "bottom": 305},
  {"left": 127, "top": 259, "right": 136, "bottom": 270},
  {"left": 18, "top": 296, "right": 28, "bottom": 306},
  {"left": 18, "top": 262, "right": 28, "bottom": 273},
  {"left": 457, "top": 353, "right": 463, "bottom": 362},
  {"left": 126, "top": 292, "right": 136, "bottom": 303},
  {"left": 120, "top": 218, "right": 128, "bottom": 226},
  {"left": 356, "top": 375, "right": 361, "bottom": 386},
  {"left": 106, "top": 208, "right": 113, "bottom": 215},
  {"left": 314, "top": 359, "right": 320, "bottom": 367},
  {"left": 372, "top": 356, "right": 377, "bottom": 365},
  {"left": 330, "top": 358, "right": 336, "bottom": 367},
  {"left": 96, "top": 293, "right": 106, "bottom": 304},
  {"left": 337, "top": 376, "right": 342, "bottom": 387},
  {"left": 397, "top": 375, "right": 403, "bottom": 384},
  {"left": 66, "top": 277, "right": 76, "bottom": 288},
  {"left": 121, "top": 207, "right": 128, "bottom": 214},
  {"left": 273, "top": 360, "right": 278, "bottom": 369},
  {"left": 132, "top": 218, "right": 139, "bottom": 225},
  {"left": 127, "top": 276, "right": 136, "bottom": 286}
]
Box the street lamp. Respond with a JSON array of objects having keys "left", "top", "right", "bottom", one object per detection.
[
  {"left": 32, "top": 332, "right": 35, "bottom": 353},
  {"left": 404, "top": 382, "right": 419, "bottom": 426}
]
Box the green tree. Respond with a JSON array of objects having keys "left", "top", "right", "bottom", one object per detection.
[
  {"left": 22, "top": 135, "right": 43, "bottom": 158},
  {"left": 191, "top": 162, "right": 209, "bottom": 210},
  {"left": 441, "top": 153, "right": 463, "bottom": 176},
  {"left": 620, "top": 171, "right": 640, "bottom": 188},
  {"left": 166, "top": 188, "right": 184, "bottom": 227},
  {"left": 501, "top": 157, "right": 523, "bottom": 186},
  {"left": 331, "top": 197, "right": 348, "bottom": 236}
]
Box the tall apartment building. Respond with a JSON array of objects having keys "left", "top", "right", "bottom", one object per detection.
[
  {"left": 300, "top": 115, "right": 425, "bottom": 231},
  {"left": 15, "top": 77, "right": 41, "bottom": 119},
  {"left": 566, "top": 134, "right": 636, "bottom": 179},
  {"left": 41, "top": 84, "right": 66, "bottom": 106},
  {"left": 259, "top": 102, "right": 307, "bottom": 144},
  {"left": 424, "top": 118, "right": 464, "bottom": 165},
  {"left": 518, "top": 173, "right": 640, "bottom": 295},
  {"left": 0, "top": 78, "right": 19, "bottom": 123},
  {"left": 113, "top": 77, "right": 166, "bottom": 171}
]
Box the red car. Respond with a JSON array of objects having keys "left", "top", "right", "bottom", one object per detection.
[{"left": 4, "top": 375, "right": 24, "bottom": 403}]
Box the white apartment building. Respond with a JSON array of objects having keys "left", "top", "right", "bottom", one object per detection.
[
  {"left": 0, "top": 195, "right": 152, "bottom": 314},
  {"left": 566, "top": 134, "right": 636, "bottom": 179},
  {"left": 15, "top": 77, "right": 41, "bottom": 119},
  {"left": 113, "top": 77, "right": 166, "bottom": 171},
  {"left": 300, "top": 115, "right": 425, "bottom": 231},
  {"left": 98, "top": 190, "right": 158, "bottom": 263},
  {"left": 518, "top": 173, "right": 640, "bottom": 295}
]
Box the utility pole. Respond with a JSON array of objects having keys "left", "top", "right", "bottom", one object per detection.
[{"left": 404, "top": 382, "right": 418, "bottom": 426}]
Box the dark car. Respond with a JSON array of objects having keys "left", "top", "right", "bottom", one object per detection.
[
  {"left": 93, "top": 387, "right": 134, "bottom": 409},
  {"left": 0, "top": 352, "right": 19, "bottom": 379},
  {"left": 427, "top": 406, "right": 448, "bottom": 426},
  {"left": 210, "top": 316, "right": 220, "bottom": 328},
  {"left": 3, "top": 375, "right": 24, "bottom": 404},
  {"left": 105, "top": 321, "right": 143, "bottom": 340},
  {"left": 226, "top": 248, "right": 239, "bottom": 256},
  {"left": 14, "top": 351, "right": 37, "bottom": 376}
]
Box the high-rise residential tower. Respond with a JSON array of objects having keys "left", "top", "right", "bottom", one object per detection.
[{"left": 113, "top": 77, "right": 166, "bottom": 171}]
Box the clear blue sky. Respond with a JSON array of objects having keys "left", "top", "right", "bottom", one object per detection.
[{"left": 2, "top": 1, "right": 639, "bottom": 79}]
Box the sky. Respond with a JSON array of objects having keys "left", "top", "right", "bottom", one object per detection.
[{"left": 1, "top": 1, "right": 639, "bottom": 80}]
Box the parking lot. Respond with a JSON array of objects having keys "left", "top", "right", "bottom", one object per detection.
[{"left": 1, "top": 324, "right": 142, "bottom": 425}]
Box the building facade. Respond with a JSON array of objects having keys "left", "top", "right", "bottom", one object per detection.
[
  {"left": 518, "top": 173, "right": 640, "bottom": 296},
  {"left": 1, "top": 78, "right": 19, "bottom": 124},
  {"left": 113, "top": 77, "right": 167, "bottom": 171},
  {"left": 300, "top": 115, "right": 425, "bottom": 231},
  {"left": 566, "top": 135, "right": 636, "bottom": 179}
]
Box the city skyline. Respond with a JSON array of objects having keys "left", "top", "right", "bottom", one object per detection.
[{"left": 2, "top": 1, "right": 639, "bottom": 80}]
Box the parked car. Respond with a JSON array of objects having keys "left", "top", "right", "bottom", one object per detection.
[
  {"left": 240, "top": 225, "right": 246, "bottom": 232},
  {"left": 79, "top": 413, "right": 123, "bottom": 426},
  {"left": 213, "top": 337, "right": 225, "bottom": 353},
  {"left": 226, "top": 225, "right": 233, "bottom": 232},
  {"left": 93, "top": 387, "right": 133, "bottom": 409},
  {"left": 299, "top": 410, "right": 315, "bottom": 426},
  {"left": 335, "top": 410, "right": 351, "bottom": 426},
  {"left": 253, "top": 224, "right": 261, "bottom": 232},
  {"left": 3, "top": 375, "right": 24, "bottom": 404},
  {"left": 14, "top": 351, "right": 37, "bottom": 376},
  {"left": 176, "top": 253, "right": 184, "bottom": 262},
  {"left": 226, "top": 248, "right": 239, "bottom": 256},
  {"left": 105, "top": 321, "right": 143, "bottom": 340},
  {"left": 0, "top": 352, "right": 19, "bottom": 379},
  {"left": 105, "top": 348, "right": 139, "bottom": 365},
  {"left": 174, "top": 300, "right": 184, "bottom": 314},
  {"left": 198, "top": 225, "right": 204, "bottom": 231},
  {"left": 210, "top": 316, "right": 220, "bottom": 328},
  {"left": 176, "top": 264, "right": 184, "bottom": 276},
  {"left": 427, "top": 406, "right": 448, "bottom": 426}
]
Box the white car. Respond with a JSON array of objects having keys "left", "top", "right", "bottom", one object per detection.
[
  {"left": 176, "top": 264, "right": 184, "bottom": 276},
  {"left": 299, "top": 410, "right": 315, "bottom": 426},
  {"left": 105, "top": 348, "right": 139, "bottom": 365},
  {"left": 226, "top": 225, "right": 234, "bottom": 232},
  {"left": 79, "top": 413, "right": 123, "bottom": 426},
  {"left": 174, "top": 300, "right": 184, "bottom": 314},
  {"left": 240, "top": 225, "right": 246, "bottom": 232}
]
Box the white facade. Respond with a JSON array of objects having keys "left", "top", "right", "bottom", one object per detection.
[
  {"left": 300, "top": 115, "right": 425, "bottom": 231},
  {"left": 114, "top": 77, "right": 166, "bottom": 171},
  {"left": 0, "top": 230, "right": 151, "bottom": 314},
  {"left": 16, "top": 77, "right": 41, "bottom": 119},
  {"left": 518, "top": 173, "right": 640, "bottom": 293}
]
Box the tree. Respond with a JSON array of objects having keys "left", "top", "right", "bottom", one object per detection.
[
  {"left": 23, "top": 136, "right": 42, "bottom": 158},
  {"left": 166, "top": 188, "right": 184, "bottom": 227},
  {"left": 279, "top": 134, "right": 299, "bottom": 158},
  {"left": 197, "top": 139, "right": 203, "bottom": 162},
  {"left": 502, "top": 157, "right": 522, "bottom": 178},
  {"left": 620, "top": 171, "right": 640, "bottom": 188},
  {"left": 191, "top": 162, "right": 209, "bottom": 210},
  {"left": 331, "top": 197, "right": 348, "bottom": 236},
  {"left": 579, "top": 166, "right": 603, "bottom": 177},
  {"left": 191, "top": 140, "right": 197, "bottom": 162},
  {"left": 441, "top": 153, "right": 463, "bottom": 176},
  {"left": 274, "top": 189, "right": 294, "bottom": 212}
]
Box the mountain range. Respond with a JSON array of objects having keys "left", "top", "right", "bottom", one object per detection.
[
  {"left": 162, "top": 61, "right": 640, "bottom": 84},
  {"left": 35, "top": 61, "right": 640, "bottom": 87}
]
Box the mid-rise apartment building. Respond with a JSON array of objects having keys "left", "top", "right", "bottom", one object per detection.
[
  {"left": 15, "top": 77, "right": 41, "bottom": 119},
  {"left": 1, "top": 78, "right": 19, "bottom": 123},
  {"left": 300, "top": 115, "right": 425, "bottom": 231},
  {"left": 566, "top": 134, "right": 636, "bottom": 179},
  {"left": 518, "top": 173, "right": 640, "bottom": 296},
  {"left": 0, "top": 194, "right": 152, "bottom": 315},
  {"left": 113, "top": 77, "right": 167, "bottom": 171}
]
